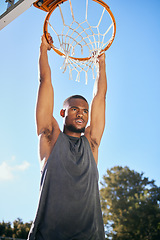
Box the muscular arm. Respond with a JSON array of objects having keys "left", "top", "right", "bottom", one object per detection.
[
  {"left": 86, "top": 53, "right": 107, "bottom": 163},
  {"left": 36, "top": 35, "right": 54, "bottom": 135},
  {"left": 36, "top": 35, "right": 60, "bottom": 163}
]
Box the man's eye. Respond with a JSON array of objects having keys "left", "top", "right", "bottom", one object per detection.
[
  {"left": 72, "top": 108, "right": 77, "bottom": 111},
  {"left": 84, "top": 110, "right": 88, "bottom": 114}
]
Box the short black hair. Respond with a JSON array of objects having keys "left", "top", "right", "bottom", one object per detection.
[{"left": 63, "top": 95, "right": 88, "bottom": 108}]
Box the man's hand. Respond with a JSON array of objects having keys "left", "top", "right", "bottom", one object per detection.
[
  {"left": 98, "top": 52, "right": 105, "bottom": 64},
  {"left": 40, "top": 34, "right": 53, "bottom": 51}
]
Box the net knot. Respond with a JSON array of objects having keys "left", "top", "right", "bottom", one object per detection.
[{"left": 60, "top": 42, "right": 71, "bottom": 73}]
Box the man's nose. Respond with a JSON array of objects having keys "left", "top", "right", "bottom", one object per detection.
[{"left": 76, "top": 109, "right": 83, "bottom": 117}]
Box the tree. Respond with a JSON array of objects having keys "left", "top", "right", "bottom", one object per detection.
[
  {"left": 0, "top": 221, "right": 6, "bottom": 237},
  {"left": 100, "top": 166, "right": 160, "bottom": 240},
  {"left": 0, "top": 221, "right": 12, "bottom": 238},
  {"left": 0, "top": 218, "right": 32, "bottom": 239},
  {"left": 12, "top": 218, "right": 32, "bottom": 239}
]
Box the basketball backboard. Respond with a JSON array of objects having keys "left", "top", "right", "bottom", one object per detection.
[{"left": 0, "top": 0, "right": 35, "bottom": 30}]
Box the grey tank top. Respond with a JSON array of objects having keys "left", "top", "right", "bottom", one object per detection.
[{"left": 28, "top": 132, "right": 105, "bottom": 240}]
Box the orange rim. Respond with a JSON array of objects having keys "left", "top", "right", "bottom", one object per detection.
[{"left": 43, "top": 0, "right": 116, "bottom": 61}]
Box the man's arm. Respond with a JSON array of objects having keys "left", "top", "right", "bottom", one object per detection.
[
  {"left": 85, "top": 53, "right": 107, "bottom": 163},
  {"left": 36, "top": 35, "right": 55, "bottom": 134},
  {"left": 36, "top": 35, "right": 60, "bottom": 163}
]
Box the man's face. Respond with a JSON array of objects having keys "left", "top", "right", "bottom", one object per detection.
[{"left": 63, "top": 98, "right": 89, "bottom": 134}]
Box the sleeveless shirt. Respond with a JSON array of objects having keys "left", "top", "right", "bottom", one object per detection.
[{"left": 27, "top": 132, "right": 105, "bottom": 240}]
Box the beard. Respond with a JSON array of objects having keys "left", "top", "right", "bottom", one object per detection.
[{"left": 66, "top": 124, "right": 85, "bottom": 133}]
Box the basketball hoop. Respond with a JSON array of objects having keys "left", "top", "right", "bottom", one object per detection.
[{"left": 34, "top": 0, "right": 116, "bottom": 83}]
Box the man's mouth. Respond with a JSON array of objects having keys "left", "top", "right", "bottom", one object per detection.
[{"left": 75, "top": 118, "right": 84, "bottom": 124}]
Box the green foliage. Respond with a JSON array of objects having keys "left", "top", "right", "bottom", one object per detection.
[
  {"left": 0, "top": 218, "right": 32, "bottom": 239},
  {"left": 100, "top": 166, "right": 160, "bottom": 240}
]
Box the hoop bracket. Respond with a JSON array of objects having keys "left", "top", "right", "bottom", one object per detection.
[{"left": 33, "top": 0, "right": 63, "bottom": 12}]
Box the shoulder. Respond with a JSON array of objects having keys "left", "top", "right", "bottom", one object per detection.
[{"left": 39, "top": 117, "right": 61, "bottom": 164}]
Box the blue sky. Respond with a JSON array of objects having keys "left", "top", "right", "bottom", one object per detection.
[{"left": 0, "top": 0, "right": 160, "bottom": 223}]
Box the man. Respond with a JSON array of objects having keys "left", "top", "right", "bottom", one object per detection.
[{"left": 28, "top": 34, "right": 107, "bottom": 240}]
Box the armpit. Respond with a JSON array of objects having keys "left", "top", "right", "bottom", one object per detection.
[
  {"left": 90, "top": 137, "right": 98, "bottom": 152},
  {"left": 42, "top": 128, "right": 53, "bottom": 143}
]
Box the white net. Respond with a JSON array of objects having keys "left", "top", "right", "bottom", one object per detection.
[{"left": 46, "top": 0, "right": 115, "bottom": 84}]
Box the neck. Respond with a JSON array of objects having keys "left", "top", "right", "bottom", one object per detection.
[{"left": 63, "top": 127, "right": 82, "bottom": 138}]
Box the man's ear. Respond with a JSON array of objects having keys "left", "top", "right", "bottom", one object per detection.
[{"left": 60, "top": 109, "right": 65, "bottom": 118}]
